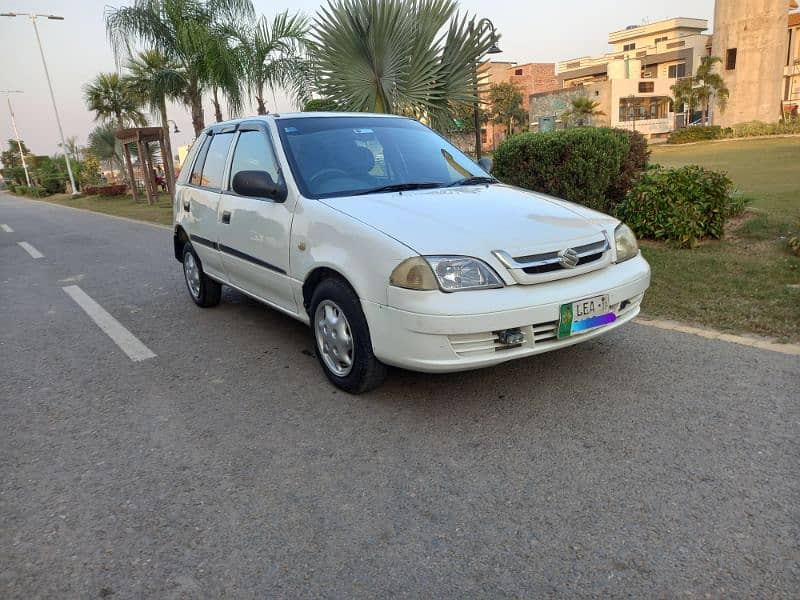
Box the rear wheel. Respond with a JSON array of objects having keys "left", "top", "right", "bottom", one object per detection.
[
  {"left": 182, "top": 242, "right": 222, "bottom": 308},
  {"left": 310, "top": 278, "right": 387, "bottom": 394}
]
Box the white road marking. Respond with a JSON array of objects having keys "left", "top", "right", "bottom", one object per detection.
[
  {"left": 18, "top": 241, "right": 44, "bottom": 259},
  {"left": 1, "top": 224, "right": 13, "bottom": 232},
  {"left": 637, "top": 317, "right": 800, "bottom": 356},
  {"left": 62, "top": 285, "right": 156, "bottom": 362}
]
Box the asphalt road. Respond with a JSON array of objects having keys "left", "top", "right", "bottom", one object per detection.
[{"left": 1, "top": 192, "right": 798, "bottom": 599}]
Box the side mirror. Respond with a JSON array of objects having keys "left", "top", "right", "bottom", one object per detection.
[
  {"left": 231, "top": 170, "right": 287, "bottom": 202},
  {"left": 478, "top": 156, "right": 493, "bottom": 174}
]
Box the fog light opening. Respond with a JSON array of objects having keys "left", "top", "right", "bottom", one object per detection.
[{"left": 496, "top": 328, "right": 524, "bottom": 346}]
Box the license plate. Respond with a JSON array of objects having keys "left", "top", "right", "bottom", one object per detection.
[{"left": 558, "top": 294, "right": 615, "bottom": 339}]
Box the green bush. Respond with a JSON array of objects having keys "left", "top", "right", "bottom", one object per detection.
[
  {"left": 789, "top": 220, "right": 800, "bottom": 257},
  {"left": 616, "top": 165, "right": 736, "bottom": 248},
  {"left": 730, "top": 120, "right": 800, "bottom": 137},
  {"left": 667, "top": 126, "right": 729, "bottom": 144},
  {"left": 492, "top": 127, "right": 648, "bottom": 213}
]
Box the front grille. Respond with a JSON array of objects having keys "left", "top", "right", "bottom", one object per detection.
[
  {"left": 522, "top": 250, "right": 605, "bottom": 275},
  {"left": 513, "top": 239, "right": 607, "bottom": 265},
  {"left": 493, "top": 236, "right": 611, "bottom": 285}
]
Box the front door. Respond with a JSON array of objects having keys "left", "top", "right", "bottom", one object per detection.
[{"left": 217, "top": 125, "right": 296, "bottom": 313}]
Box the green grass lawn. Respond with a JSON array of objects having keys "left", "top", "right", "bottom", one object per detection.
[
  {"left": 646, "top": 138, "right": 800, "bottom": 342},
  {"left": 32, "top": 192, "right": 174, "bottom": 226}
]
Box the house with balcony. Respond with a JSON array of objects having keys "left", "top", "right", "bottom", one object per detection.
[{"left": 530, "top": 17, "right": 711, "bottom": 138}]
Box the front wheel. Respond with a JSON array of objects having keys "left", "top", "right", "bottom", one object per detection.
[
  {"left": 310, "top": 278, "right": 387, "bottom": 394},
  {"left": 182, "top": 242, "right": 222, "bottom": 308}
]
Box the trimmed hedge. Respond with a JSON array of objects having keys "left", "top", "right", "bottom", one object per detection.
[
  {"left": 668, "top": 120, "right": 800, "bottom": 144},
  {"left": 616, "top": 165, "right": 738, "bottom": 248},
  {"left": 492, "top": 127, "right": 649, "bottom": 213},
  {"left": 729, "top": 120, "right": 800, "bottom": 137},
  {"left": 667, "top": 126, "right": 729, "bottom": 144},
  {"left": 83, "top": 184, "right": 127, "bottom": 196},
  {"left": 11, "top": 185, "right": 49, "bottom": 197}
]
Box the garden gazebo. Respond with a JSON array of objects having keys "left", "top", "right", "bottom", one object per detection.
[{"left": 115, "top": 126, "right": 174, "bottom": 205}]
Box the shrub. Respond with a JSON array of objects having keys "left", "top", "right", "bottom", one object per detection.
[
  {"left": 82, "top": 184, "right": 127, "bottom": 196},
  {"left": 789, "top": 221, "right": 800, "bottom": 257},
  {"left": 616, "top": 165, "right": 736, "bottom": 248},
  {"left": 492, "top": 127, "right": 648, "bottom": 213},
  {"left": 667, "top": 126, "right": 728, "bottom": 144},
  {"left": 730, "top": 120, "right": 800, "bottom": 137},
  {"left": 608, "top": 128, "right": 649, "bottom": 205}
]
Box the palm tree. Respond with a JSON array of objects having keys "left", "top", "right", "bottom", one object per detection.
[
  {"left": 671, "top": 56, "right": 729, "bottom": 126},
  {"left": 125, "top": 49, "right": 185, "bottom": 192},
  {"left": 309, "top": 0, "right": 496, "bottom": 130},
  {"left": 105, "top": 0, "right": 255, "bottom": 136},
  {"left": 83, "top": 72, "right": 147, "bottom": 129},
  {"left": 87, "top": 125, "right": 126, "bottom": 178},
  {"left": 694, "top": 56, "right": 729, "bottom": 125},
  {"left": 562, "top": 96, "right": 605, "bottom": 127},
  {"left": 671, "top": 76, "right": 698, "bottom": 121},
  {"left": 236, "top": 12, "right": 309, "bottom": 115}
]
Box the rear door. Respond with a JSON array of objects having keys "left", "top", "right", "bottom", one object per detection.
[
  {"left": 217, "top": 123, "right": 296, "bottom": 313},
  {"left": 181, "top": 130, "right": 235, "bottom": 279}
]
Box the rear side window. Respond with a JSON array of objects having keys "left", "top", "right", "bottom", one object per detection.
[
  {"left": 197, "top": 133, "right": 234, "bottom": 190},
  {"left": 229, "top": 130, "right": 281, "bottom": 187},
  {"left": 189, "top": 136, "right": 211, "bottom": 185}
]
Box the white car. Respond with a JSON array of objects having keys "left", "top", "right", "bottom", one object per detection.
[{"left": 173, "top": 113, "right": 650, "bottom": 393}]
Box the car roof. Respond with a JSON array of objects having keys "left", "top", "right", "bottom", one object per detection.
[{"left": 202, "top": 112, "right": 410, "bottom": 134}]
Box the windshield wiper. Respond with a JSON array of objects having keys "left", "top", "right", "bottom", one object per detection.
[
  {"left": 446, "top": 176, "right": 498, "bottom": 187},
  {"left": 352, "top": 182, "right": 443, "bottom": 196}
]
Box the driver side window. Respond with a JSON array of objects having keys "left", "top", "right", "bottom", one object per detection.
[{"left": 229, "top": 130, "right": 281, "bottom": 190}]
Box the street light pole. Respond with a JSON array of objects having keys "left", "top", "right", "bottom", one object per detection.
[
  {"left": 469, "top": 18, "right": 502, "bottom": 161},
  {"left": 2, "top": 90, "right": 32, "bottom": 186},
  {"left": 1, "top": 12, "right": 79, "bottom": 196}
]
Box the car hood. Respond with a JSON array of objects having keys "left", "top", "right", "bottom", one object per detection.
[{"left": 319, "top": 184, "right": 618, "bottom": 257}]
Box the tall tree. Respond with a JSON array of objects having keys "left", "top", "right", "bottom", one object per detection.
[
  {"left": 83, "top": 72, "right": 147, "bottom": 129},
  {"left": 671, "top": 56, "right": 729, "bottom": 125},
  {"left": 488, "top": 81, "right": 527, "bottom": 135},
  {"left": 309, "top": 0, "right": 496, "bottom": 130},
  {"left": 125, "top": 49, "right": 185, "bottom": 192},
  {"left": 670, "top": 76, "right": 699, "bottom": 120},
  {"left": 88, "top": 125, "right": 126, "bottom": 178},
  {"left": 236, "top": 11, "right": 309, "bottom": 115},
  {"left": 105, "top": 0, "right": 255, "bottom": 136},
  {"left": 562, "top": 96, "right": 605, "bottom": 127},
  {"left": 694, "top": 56, "right": 729, "bottom": 126}
]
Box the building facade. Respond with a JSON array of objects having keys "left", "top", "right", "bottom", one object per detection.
[
  {"left": 711, "top": 0, "right": 791, "bottom": 126},
  {"left": 477, "top": 61, "right": 559, "bottom": 150},
  {"left": 788, "top": 12, "right": 800, "bottom": 118},
  {"left": 529, "top": 18, "right": 712, "bottom": 138}
]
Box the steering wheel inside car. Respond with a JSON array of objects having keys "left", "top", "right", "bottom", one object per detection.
[{"left": 308, "top": 168, "right": 350, "bottom": 186}]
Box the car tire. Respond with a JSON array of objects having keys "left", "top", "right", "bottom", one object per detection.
[
  {"left": 182, "top": 242, "right": 222, "bottom": 308},
  {"left": 309, "top": 277, "right": 387, "bottom": 394}
]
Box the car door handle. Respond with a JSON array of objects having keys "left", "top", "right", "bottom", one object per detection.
[
  {"left": 221, "top": 211, "right": 231, "bottom": 224},
  {"left": 183, "top": 200, "right": 190, "bottom": 212}
]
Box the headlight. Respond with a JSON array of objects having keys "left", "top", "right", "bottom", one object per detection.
[
  {"left": 614, "top": 223, "right": 639, "bottom": 263},
  {"left": 390, "top": 256, "right": 504, "bottom": 292}
]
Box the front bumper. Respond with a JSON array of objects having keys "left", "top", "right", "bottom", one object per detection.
[{"left": 362, "top": 253, "right": 650, "bottom": 372}]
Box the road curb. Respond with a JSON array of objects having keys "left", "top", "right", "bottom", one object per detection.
[
  {"left": 1, "top": 192, "right": 172, "bottom": 231},
  {"left": 636, "top": 317, "right": 800, "bottom": 356}
]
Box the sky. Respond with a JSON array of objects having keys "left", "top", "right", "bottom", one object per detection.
[{"left": 0, "top": 0, "right": 715, "bottom": 157}]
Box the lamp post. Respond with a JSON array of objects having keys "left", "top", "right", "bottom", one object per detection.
[
  {"left": 1, "top": 90, "right": 32, "bottom": 186},
  {"left": 1, "top": 12, "right": 79, "bottom": 197},
  {"left": 468, "top": 18, "right": 502, "bottom": 160}
]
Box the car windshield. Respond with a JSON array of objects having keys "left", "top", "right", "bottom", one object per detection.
[{"left": 276, "top": 116, "right": 491, "bottom": 199}]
